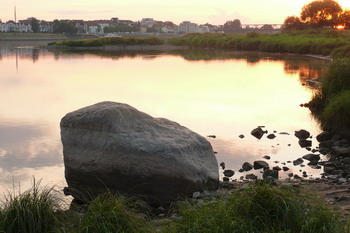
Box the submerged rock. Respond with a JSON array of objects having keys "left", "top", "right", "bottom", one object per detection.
[
  {"left": 61, "top": 102, "right": 219, "bottom": 205},
  {"left": 253, "top": 160, "right": 269, "bottom": 170}
]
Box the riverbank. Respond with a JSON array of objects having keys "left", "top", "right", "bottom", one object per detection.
[{"left": 49, "top": 30, "right": 350, "bottom": 59}]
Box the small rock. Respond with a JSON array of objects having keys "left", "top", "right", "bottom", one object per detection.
[
  {"left": 302, "top": 154, "right": 320, "bottom": 162},
  {"left": 287, "top": 173, "right": 294, "bottom": 178},
  {"left": 208, "top": 135, "right": 216, "bottom": 138},
  {"left": 298, "top": 139, "right": 312, "bottom": 148},
  {"left": 223, "top": 177, "right": 229, "bottom": 182},
  {"left": 238, "top": 168, "right": 244, "bottom": 173},
  {"left": 264, "top": 176, "right": 277, "bottom": 185},
  {"left": 294, "top": 174, "right": 301, "bottom": 179},
  {"left": 193, "top": 191, "right": 201, "bottom": 198},
  {"left": 316, "top": 131, "right": 332, "bottom": 142},
  {"left": 220, "top": 162, "right": 225, "bottom": 170},
  {"left": 288, "top": 144, "right": 291, "bottom": 146},
  {"left": 254, "top": 160, "right": 269, "bottom": 169},
  {"left": 267, "top": 134, "right": 276, "bottom": 139},
  {"left": 294, "top": 129, "right": 310, "bottom": 140},
  {"left": 239, "top": 134, "right": 245, "bottom": 139},
  {"left": 251, "top": 127, "right": 266, "bottom": 140},
  {"left": 263, "top": 169, "right": 279, "bottom": 179},
  {"left": 287, "top": 161, "right": 292, "bottom": 163},
  {"left": 274, "top": 161, "right": 279, "bottom": 163},
  {"left": 200, "top": 190, "right": 211, "bottom": 198},
  {"left": 242, "top": 162, "right": 253, "bottom": 171},
  {"left": 223, "top": 170, "right": 235, "bottom": 177},
  {"left": 245, "top": 174, "right": 258, "bottom": 180},
  {"left": 273, "top": 166, "right": 282, "bottom": 171},
  {"left": 339, "top": 178, "right": 347, "bottom": 184},
  {"left": 279, "top": 132, "right": 290, "bottom": 135},
  {"left": 282, "top": 166, "right": 289, "bottom": 171},
  {"left": 293, "top": 158, "right": 304, "bottom": 166},
  {"left": 263, "top": 155, "right": 271, "bottom": 160}
]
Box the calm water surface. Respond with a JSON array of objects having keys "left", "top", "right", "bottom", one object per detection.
[{"left": 0, "top": 41, "right": 330, "bottom": 195}]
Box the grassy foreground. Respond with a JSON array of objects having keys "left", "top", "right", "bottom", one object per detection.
[{"left": 0, "top": 181, "right": 347, "bottom": 233}]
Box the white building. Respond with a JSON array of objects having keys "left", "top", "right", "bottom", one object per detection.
[
  {"left": 141, "top": 18, "right": 154, "bottom": 28},
  {"left": 178, "top": 21, "right": 199, "bottom": 33}
]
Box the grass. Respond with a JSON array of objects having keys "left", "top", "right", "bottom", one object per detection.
[
  {"left": 309, "top": 58, "right": 350, "bottom": 136},
  {"left": 169, "top": 31, "right": 350, "bottom": 58},
  {"left": 0, "top": 180, "right": 348, "bottom": 233},
  {"left": 50, "top": 36, "right": 165, "bottom": 47},
  {"left": 170, "top": 182, "right": 342, "bottom": 233},
  {"left": 0, "top": 179, "right": 60, "bottom": 233}
]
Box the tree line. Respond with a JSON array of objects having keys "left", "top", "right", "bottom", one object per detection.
[{"left": 284, "top": 0, "right": 350, "bottom": 30}]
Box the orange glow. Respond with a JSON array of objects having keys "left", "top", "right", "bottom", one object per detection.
[{"left": 336, "top": 25, "right": 345, "bottom": 30}]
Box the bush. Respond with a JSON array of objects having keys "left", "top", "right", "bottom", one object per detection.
[
  {"left": 0, "top": 180, "right": 60, "bottom": 233},
  {"left": 172, "top": 183, "right": 340, "bottom": 233}
]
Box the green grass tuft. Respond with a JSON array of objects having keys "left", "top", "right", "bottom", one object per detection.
[
  {"left": 171, "top": 183, "right": 341, "bottom": 233},
  {"left": 0, "top": 179, "right": 60, "bottom": 233},
  {"left": 77, "top": 193, "right": 153, "bottom": 233}
]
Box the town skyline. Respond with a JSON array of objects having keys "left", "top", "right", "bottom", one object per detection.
[{"left": 1, "top": 0, "right": 349, "bottom": 25}]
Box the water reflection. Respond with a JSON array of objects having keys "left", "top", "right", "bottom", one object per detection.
[{"left": 0, "top": 43, "right": 330, "bottom": 194}]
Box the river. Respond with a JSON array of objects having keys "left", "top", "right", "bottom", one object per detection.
[{"left": 0, "top": 41, "right": 330, "bottom": 195}]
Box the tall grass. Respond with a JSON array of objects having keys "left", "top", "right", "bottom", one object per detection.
[
  {"left": 77, "top": 193, "right": 153, "bottom": 233},
  {"left": 171, "top": 183, "right": 341, "bottom": 233},
  {"left": 0, "top": 179, "right": 60, "bottom": 233},
  {"left": 50, "top": 36, "right": 165, "bottom": 47}
]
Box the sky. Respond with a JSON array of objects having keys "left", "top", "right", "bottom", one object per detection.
[{"left": 1, "top": 0, "right": 350, "bottom": 25}]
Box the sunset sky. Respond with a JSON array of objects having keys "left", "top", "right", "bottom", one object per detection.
[{"left": 1, "top": 0, "right": 350, "bottom": 25}]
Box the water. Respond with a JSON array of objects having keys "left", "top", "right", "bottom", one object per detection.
[{"left": 0, "top": 41, "right": 330, "bottom": 194}]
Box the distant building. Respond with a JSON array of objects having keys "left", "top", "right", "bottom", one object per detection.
[
  {"left": 141, "top": 18, "right": 154, "bottom": 28},
  {"left": 178, "top": 21, "right": 207, "bottom": 33},
  {"left": 39, "top": 21, "right": 53, "bottom": 33},
  {"left": 18, "top": 20, "right": 32, "bottom": 32}
]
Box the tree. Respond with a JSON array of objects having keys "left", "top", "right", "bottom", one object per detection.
[
  {"left": 300, "top": 0, "right": 342, "bottom": 27},
  {"left": 283, "top": 16, "right": 305, "bottom": 30},
  {"left": 53, "top": 20, "right": 78, "bottom": 34},
  {"left": 340, "top": 10, "right": 350, "bottom": 28},
  {"left": 260, "top": 24, "right": 274, "bottom": 31},
  {"left": 224, "top": 19, "right": 242, "bottom": 29},
  {"left": 30, "top": 17, "right": 39, "bottom": 33}
]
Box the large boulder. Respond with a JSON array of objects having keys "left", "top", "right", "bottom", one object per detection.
[{"left": 61, "top": 102, "right": 219, "bottom": 205}]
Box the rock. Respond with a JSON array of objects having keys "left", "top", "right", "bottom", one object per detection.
[
  {"left": 334, "top": 146, "right": 350, "bottom": 157},
  {"left": 298, "top": 139, "right": 312, "bottom": 148},
  {"left": 302, "top": 154, "right": 320, "bottom": 162},
  {"left": 193, "top": 192, "right": 201, "bottom": 198},
  {"left": 208, "top": 135, "right": 216, "bottom": 138},
  {"left": 316, "top": 131, "right": 332, "bottom": 142},
  {"left": 63, "top": 187, "right": 71, "bottom": 196},
  {"left": 239, "top": 134, "right": 245, "bottom": 139},
  {"left": 279, "top": 132, "right": 290, "bottom": 135},
  {"left": 293, "top": 158, "right": 304, "bottom": 166},
  {"left": 309, "top": 165, "right": 322, "bottom": 169},
  {"left": 220, "top": 162, "right": 225, "bottom": 170},
  {"left": 294, "top": 129, "right": 310, "bottom": 140},
  {"left": 264, "top": 176, "right": 277, "bottom": 185},
  {"left": 319, "top": 147, "right": 330, "bottom": 155},
  {"left": 339, "top": 178, "right": 347, "bottom": 184},
  {"left": 223, "top": 177, "right": 229, "bottom": 182},
  {"left": 307, "top": 160, "right": 319, "bottom": 165},
  {"left": 251, "top": 127, "right": 266, "bottom": 140},
  {"left": 319, "top": 140, "right": 332, "bottom": 149},
  {"left": 263, "top": 169, "right": 279, "bottom": 179},
  {"left": 238, "top": 168, "right": 244, "bottom": 173},
  {"left": 223, "top": 170, "right": 235, "bottom": 177},
  {"left": 267, "top": 134, "right": 276, "bottom": 139},
  {"left": 263, "top": 155, "right": 271, "bottom": 160},
  {"left": 245, "top": 174, "right": 258, "bottom": 180},
  {"left": 253, "top": 160, "right": 269, "bottom": 170},
  {"left": 242, "top": 162, "right": 253, "bottom": 171},
  {"left": 274, "top": 161, "right": 279, "bottom": 163},
  {"left": 294, "top": 174, "right": 301, "bottom": 179},
  {"left": 61, "top": 102, "right": 219, "bottom": 205},
  {"left": 273, "top": 166, "right": 282, "bottom": 171},
  {"left": 200, "top": 190, "right": 211, "bottom": 198},
  {"left": 288, "top": 144, "right": 291, "bottom": 147},
  {"left": 324, "top": 162, "right": 336, "bottom": 174},
  {"left": 287, "top": 161, "right": 291, "bottom": 163},
  {"left": 341, "top": 157, "right": 350, "bottom": 165},
  {"left": 287, "top": 173, "right": 294, "bottom": 178},
  {"left": 282, "top": 166, "right": 289, "bottom": 171}
]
